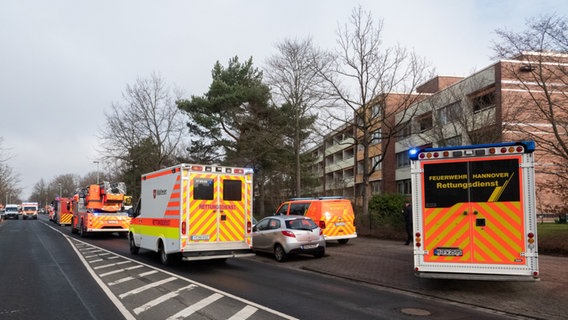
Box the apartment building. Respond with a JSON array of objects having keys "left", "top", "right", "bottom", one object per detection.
[{"left": 309, "top": 52, "right": 568, "bottom": 214}]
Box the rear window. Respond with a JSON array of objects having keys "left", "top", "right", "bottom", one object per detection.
[
  {"left": 194, "top": 178, "right": 214, "bottom": 200},
  {"left": 286, "top": 218, "right": 317, "bottom": 230},
  {"left": 223, "top": 179, "right": 242, "bottom": 201},
  {"left": 289, "top": 202, "right": 310, "bottom": 215}
]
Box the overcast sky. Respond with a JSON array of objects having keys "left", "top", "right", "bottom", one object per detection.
[{"left": 1, "top": 0, "right": 566, "bottom": 199}]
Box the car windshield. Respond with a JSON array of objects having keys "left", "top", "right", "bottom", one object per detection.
[
  {"left": 5, "top": 207, "right": 18, "bottom": 212},
  {"left": 286, "top": 218, "right": 317, "bottom": 230}
]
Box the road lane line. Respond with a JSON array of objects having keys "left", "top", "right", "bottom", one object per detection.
[
  {"left": 166, "top": 293, "right": 223, "bottom": 320},
  {"left": 133, "top": 284, "right": 197, "bottom": 315},
  {"left": 228, "top": 305, "right": 258, "bottom": 320},
  {"left": 45, "top": 222, "right": 298, "bottom": 320},
  {"left": 93, "top": 260, "right": 130, "bottom": 269},
  {"left": 108, "top": 270, "right": 158, "bottom": 286},
  {"left": 100, "top": 265, "right": 143, "bottom": 277},
  {"left": 119, "top": 276, "right": 177, "bottom": 299},
  {"left": 61, "top": 236, "right": 136, "bottom": 320}
]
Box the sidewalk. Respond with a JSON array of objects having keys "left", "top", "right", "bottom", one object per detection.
[{"left": 274, "top": 237, "right": 568, "bottom": 320}]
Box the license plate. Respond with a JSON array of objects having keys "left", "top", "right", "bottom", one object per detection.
[
  {"left": 302, "top": 244, "right": 318, "bottom": 249},
  {"left": 434, "top": 247, "right": 463, "bottom": 256},
  {"left": 191, "top": 235, "right": 210, "bottom": 241},
  {"left": 335, "top": 222, "right": 346, "bottom": 226}
]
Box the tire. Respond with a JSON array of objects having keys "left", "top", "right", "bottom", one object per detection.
[
  {"left": 338, "top": 239, "right": 349, "bottom": 245},
  {"left": 159, "top": 241, "right": 179, "bottom": 265},
  {"left": 314, "top": 248, "right": 325, "bottom": 259},
  {"left": 129, "top": 234, "right": 139, "bottom": 255},
  {"left": 79, "top": 221, "right": 88, "bottom": 238},
  {"left": 70, "top": 218, "right": 77, "bottom": 234},
  {"left": 274, "top": 244, "right": 288, "bottom": 262}
]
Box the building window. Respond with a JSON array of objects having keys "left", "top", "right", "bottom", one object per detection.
[
  {"left": 396, "top": 151, "right": 410, "bottom": 168},
  {"left": 438, "top": 135, "right": 462, "bottom": 147},
  {"left": 398, "top": 120, "right": 411, "bottom": 139},
  {"left": 470, "top": 90, "right": 495, "bottom": 112},
  {"left": 370, "top": 128, "right": 381, "bottom": 145},
  {"left": 397, "top": 179, "right": 411, "bottom": 195},
  {"left": 371, "top": 181, "right": 381, "bottom": 195},
  {"left": 417, "top": 111, "right": 433, "bottom": 132},
  {"left": 371, "top": 155, "right": 382, "bottom": 171},
  {"left": 437, "top": 101, "right": 461, "bottom": 125}
]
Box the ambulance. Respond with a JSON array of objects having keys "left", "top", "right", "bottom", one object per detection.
[
  {"left": 409, "top": 141, "right": 539, "bottom": 280},
  {"left": 21, "top": 202, "right": 39, "bottom": 220},
  {"left": 128, "top": 164, "right": 255, "bottom": 265}
]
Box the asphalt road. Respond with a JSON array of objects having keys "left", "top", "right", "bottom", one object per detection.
[
  {"left": 2, "top": 214, "right": 554, "bottom": 319},
  {"left": 0, "top": 216, "right": 124, "bottom": 319}
]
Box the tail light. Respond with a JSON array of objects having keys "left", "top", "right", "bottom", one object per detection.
[
  {"left": 319, "top": 229, "right": 323, "bottom": 236},
  {"left": 282, "top": 230, "right": 296, "bottom": 238},
  {"left": 319, "top": 220, "right": 326, "bottom": 229},
  {"left": 181, "top": 221, "right": 187, "bottom": 235},
  {"left": 415, "top": 232, "right": 421, "bottom": 247},
  {"left": 246, "top": 220, "right": 251, "bottom": 233}
]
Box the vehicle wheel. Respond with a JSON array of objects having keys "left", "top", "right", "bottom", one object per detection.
[
  {"left": 338, "top": 239, "right": 349, "bottom": 245},
  {"left": 314, "top": 248, "right": 325, "bottom": 259},
  {"left": 159, "top": 241, "right": 179, "bottom": 265},
  {"left": 70, "top": 218, "right": 77, "bottom": 234},
  {"left": 79, "top": 221, "right": 88, "bottom": 238},
  {"left": 129, "top": 234, "right": 139, "bottom": 254},
  {"left": 274, "top": 244, "right": 288, "bottom": 262}
]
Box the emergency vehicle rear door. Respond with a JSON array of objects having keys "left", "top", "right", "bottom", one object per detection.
[
  {"left": 422, "top": 156, "right": 526, "bottom": 265},
  {"left": 189, "top": 172, "right": 248, "bottom": 243}
]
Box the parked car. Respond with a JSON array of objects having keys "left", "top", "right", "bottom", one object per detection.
[
  {"left": 275, "top": 196, "right": 357, "bottom": 244},
  {"left": 252, "top": 215, "right": 325, "bottom": 262}
]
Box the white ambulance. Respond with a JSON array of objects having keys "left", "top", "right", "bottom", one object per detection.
[
  {"left": 409, "top": 141, "right": 539, "bottom": 281},
  {"left": 128, "top": 164, "right": 255, "bottom": 265}
]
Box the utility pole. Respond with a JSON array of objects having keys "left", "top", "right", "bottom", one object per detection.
[{"left": 93, "top": 160, "right": 100, "bottom": 184}]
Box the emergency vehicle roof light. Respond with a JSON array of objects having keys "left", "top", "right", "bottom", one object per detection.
[
  {"left": 408, "top": 141, "right": 535, "bottom": 160},
  {"left": 215, "top": 167, "right": 223, "bottom": 172}
]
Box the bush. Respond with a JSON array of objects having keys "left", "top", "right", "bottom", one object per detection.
[{"left": 368, "top": 193, "right": 406, "bottom": 231}]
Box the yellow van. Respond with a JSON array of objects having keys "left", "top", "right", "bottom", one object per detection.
[{"left": 275, "top": 197, "right": 357, "bottom": 244}]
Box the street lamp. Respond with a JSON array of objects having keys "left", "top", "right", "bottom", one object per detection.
[
  {"left": 93, "top": 161, "right": 100, "bottom": 184},
  {"left": 58, "top": 183, "right": 62, "bottom": 198}
]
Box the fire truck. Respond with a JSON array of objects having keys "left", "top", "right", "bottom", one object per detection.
[
  {"left": 71, "top": 181, "right": 130, "bottom": 237},
  {"left": 51, "top": 197, "right": 73, "bottom": 225},
  {"left": 409, "top": 141, "right": 539, "bottom": 281},
  {"left": 128, "top": 164, "right": 255, "bottom": 265}
]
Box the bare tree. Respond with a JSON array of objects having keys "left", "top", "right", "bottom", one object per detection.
[
  {"left": 264, "top": 38, "right": 324, "bottom": 196},
  {"left": 493, "top": 15, "right": 568, "bottom": 214},
  {"left": 316, "top": 6, "right": 432, "bottom": 217},
  {"left": 0, "top": 137, "right": 22, "bottom": 204},
  {"left": 99, "top": 73, "right": 187, "bottom": 198}
]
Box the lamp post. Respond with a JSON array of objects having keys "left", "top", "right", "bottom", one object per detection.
[
  {"left": 58, "top": 183, "right": 62, "bottom": 198},
  {"left": 93, "top": 161, "right": 100, "bottom": 184}
]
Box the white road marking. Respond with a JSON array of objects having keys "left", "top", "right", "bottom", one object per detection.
[
  {"left": 118, "top": 276, "right": 177, "bottom": 299},
  {"left": 228, "top": 305, "right": 259, "bottom": 320},
  {"left": 100, "top": 265, "right": 143, "bottom": 277},
  {"left": 166, "top": 293, "right": 223, "bottom": 320},
  {"left": 133, "top": 284, "right": 197, "bottom": 315}
]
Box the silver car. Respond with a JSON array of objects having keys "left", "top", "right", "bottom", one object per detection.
[{"left": 252, "top": 215, "right": 326, "bottom": 262}]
